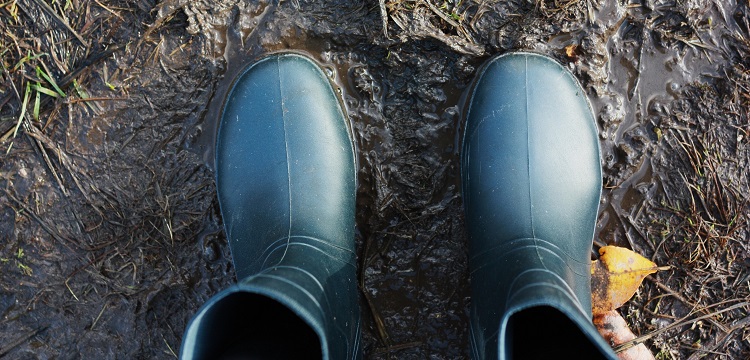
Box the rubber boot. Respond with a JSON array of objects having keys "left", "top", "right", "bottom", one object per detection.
[
  {"left": 181, "top": 53, "right": 361, "bottom": 360},
  {"left": 461, "top": 52, "right": 617, "bottom": 359}
]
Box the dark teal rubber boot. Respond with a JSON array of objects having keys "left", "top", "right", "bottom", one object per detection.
[
  {"left": 462, "top": 52, "right": 618, "bottom": 359},
  {"left": 181, "top": 53, "right": 361, "bottom": 360}
]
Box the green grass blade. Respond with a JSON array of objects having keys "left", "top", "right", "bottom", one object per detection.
[
  {"left": 33, "top": 86, "right": 41, "bottom": 120},
  {"left": 32, "top": 84, "right": 60, "bottom": 98},
  {"left": 36, "top": 66, "right": 65, "bottom": 97},
  {"left": 13, "top": 83, "right": 31, "bottom": 138},
  {"left": 73, "top": 80, "right": 97, "bottom": 112},
  {"left": 73, "top": 79, "right": 88, "bottom": 98},
  {"left": 13, "top": 51, "right": 46, "bottom": 71}
]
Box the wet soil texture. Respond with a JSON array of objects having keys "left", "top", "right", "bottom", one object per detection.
[{"left": 1, "top": 0, "right": 749, "bottom": 358}]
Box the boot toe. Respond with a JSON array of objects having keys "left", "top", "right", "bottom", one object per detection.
[
  {"left": 462, "top": 52, "right": 602, "bottom": 252},
  {"left": 216, "top": 53, "right": 357, "bottom": 279}
]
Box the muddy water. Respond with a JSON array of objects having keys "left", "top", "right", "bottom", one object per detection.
[
  {"left": 174, "top": 0, "right": 738, "bottom": 357},
  {"left": 584, "top": 1, "right": 732, "bottom": 253}
]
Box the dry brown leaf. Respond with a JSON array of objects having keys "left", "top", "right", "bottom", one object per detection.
[
  {"left": 594, "top": 310, "right": 655, "bottom": 360},
  {"left": 591, "top": 246, "right": 661, "bottom": 316}
]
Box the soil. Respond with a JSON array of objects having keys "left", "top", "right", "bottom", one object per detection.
[{"left": 1, "top": 0, "right": 749, "bottom": 359}]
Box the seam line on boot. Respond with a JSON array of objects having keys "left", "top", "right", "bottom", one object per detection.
[{"left": 278, "top": 56, "right": 294, "bottom": 266}]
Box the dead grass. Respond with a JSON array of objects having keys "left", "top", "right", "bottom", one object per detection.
[
  {"left": 623, "top": 55, "right": 750, "bottom": 358},
  {"left": 378, "top": 0, "right": 484, "bottom": 55},
  {"left": 0, "top": 0, "right": 217, "bottom": 356},
  {"left": 378, "top": 0, "right": 595, "bottom": 55}
]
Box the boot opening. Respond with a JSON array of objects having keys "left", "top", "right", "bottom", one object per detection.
[
  {"left": 506, "top": 306, "right": 605, "bottom": 359},
  {"left": 190, "top": 292, "right": 322, "bottom": 360}
]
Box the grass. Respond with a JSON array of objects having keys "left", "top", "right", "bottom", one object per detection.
[
  {"left": 624, "top": 63, "right": 750, "bottom": 357},
  {"left": 379, "top": 0, "right": 485, "bottom": 55}
]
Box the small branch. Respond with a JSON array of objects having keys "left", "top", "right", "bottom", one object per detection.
[
  {"left": 0, "top": 326, "right": 48, "bottom": 357},
  {"left": 379, "top": 0, "right": 389, "bottom": 38},
  {"left": 614, "top": 302, "right": 749, "bottom": 353}
]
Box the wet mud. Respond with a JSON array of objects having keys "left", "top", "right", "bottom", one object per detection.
[{"left": 1, "top": 0, "right": 749, "bottom": 358}]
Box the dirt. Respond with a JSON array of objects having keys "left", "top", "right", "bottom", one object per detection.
[{"left": 0, "top": 0, "right": 749, "bottom": 359}]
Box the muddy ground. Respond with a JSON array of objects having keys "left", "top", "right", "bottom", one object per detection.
[{"left": 1, "top": 0, "right": 749, "bottom": 358}]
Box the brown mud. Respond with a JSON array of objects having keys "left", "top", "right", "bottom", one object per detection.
[{"left": 1, "top": 0, "right": 749, "bottom": 358}]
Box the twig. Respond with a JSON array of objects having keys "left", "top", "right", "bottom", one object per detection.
[
  {"left": 686, "top": 315, "right": 750, "bottom": 360},
  {"left": 25, "top": 122, "right": 104, "bottom": 216},
  {"left": 626, "top": 214, "right": 655, "bottom": 251},
  {"left": 420, "top": 0, "right": 477, "bottom": 46},
  {"left": 359, "top": 218, "right": 392, "bottom": 349},
  {"left": 379, "top": 0, "right": 389, "bottom": 38},
  {"left": 90, "top": 301, "right": 109, "bottom": 330},
  {"left": 1, "top": 188, "right": 76, "bottom": 251},
  {"left": 372, "top": 341, "right": 423, "bottom": 355},
  {"left": 614, "top": 302, "right": 749, "bottom": 353},
  {"left": 0, "top": 326, "right": 48, "bottom": 357},
  {"left": 163, "top": 336, "right": 178, "bottom": 358},
  {"left": 674, "top": 35, "right": 717, "bottom": 51},
  {"left": 93, "top": 0, "right": 123, "bottom": 21},
  {"left": 422, "top": 0, "right": 461, "bottom": 29},
  {"left": 66, "top": 97, "right": 127, "bottom": 103},
  {"left": 648, "top": 278, "right": 730, "bottom": 333},
  {"left": 614, "top": 208, "right": 637, "bottom": 250},
  {"left": 25, "top": 126, "right": 69, "bottom": 197}
]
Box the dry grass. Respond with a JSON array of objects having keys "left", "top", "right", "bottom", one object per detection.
[
  {"left": 377, "top": 0, "right": 594, "bottom": 55},
  {"left": 1, "top": 1, "right": 219, "bottom": 356},
  {"left": 622, "top": 56, "right": 750, "bottom": 358}
]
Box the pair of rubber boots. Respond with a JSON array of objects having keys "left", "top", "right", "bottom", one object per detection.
[{"left": 180, "top": 52, "right": 618, "bottom": 359}]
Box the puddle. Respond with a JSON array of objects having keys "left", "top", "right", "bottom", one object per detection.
[{"left": 546, "top": 2, "right": 729, "bottom": 251}]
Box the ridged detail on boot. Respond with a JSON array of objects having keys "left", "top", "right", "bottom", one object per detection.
[
  {"left": 238, "top": 268, "right": 362, "bottom": 359},
  {"left": 256, "top": 235, "right": 357, "bottom": 271},
  {"left": 469, "top": 241, "right": 601, "bottom": 358},
  {"left": 182, "top": 53, "right": 360, "bottom": 359},
  {"left": 239, "top": 240, "right": 361, "bottom": 359},
  {"left": 470, "top": 237, "right": 590, "bottom": 282}
]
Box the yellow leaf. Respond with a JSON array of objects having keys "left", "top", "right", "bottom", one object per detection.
[{"left": 591, "top": 246, "right": 660, "bottom": 316}]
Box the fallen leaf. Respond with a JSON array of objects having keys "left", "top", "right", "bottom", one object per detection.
[
  {"left": 591, "top": 246, "right": 660, "bottom": 316},
  {"left": 594, "top": 310, "right": 655, "bottom": 360},
  {"left": 564, "top": 44, "right": 579, "bottom": 59}
]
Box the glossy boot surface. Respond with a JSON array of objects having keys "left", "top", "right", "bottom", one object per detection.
[
  {"left": 181, "top": 53, "right": 360, "bottom": 360},
  {"left": 462, "top": 52, "right": 617, "bottom": 359}
]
